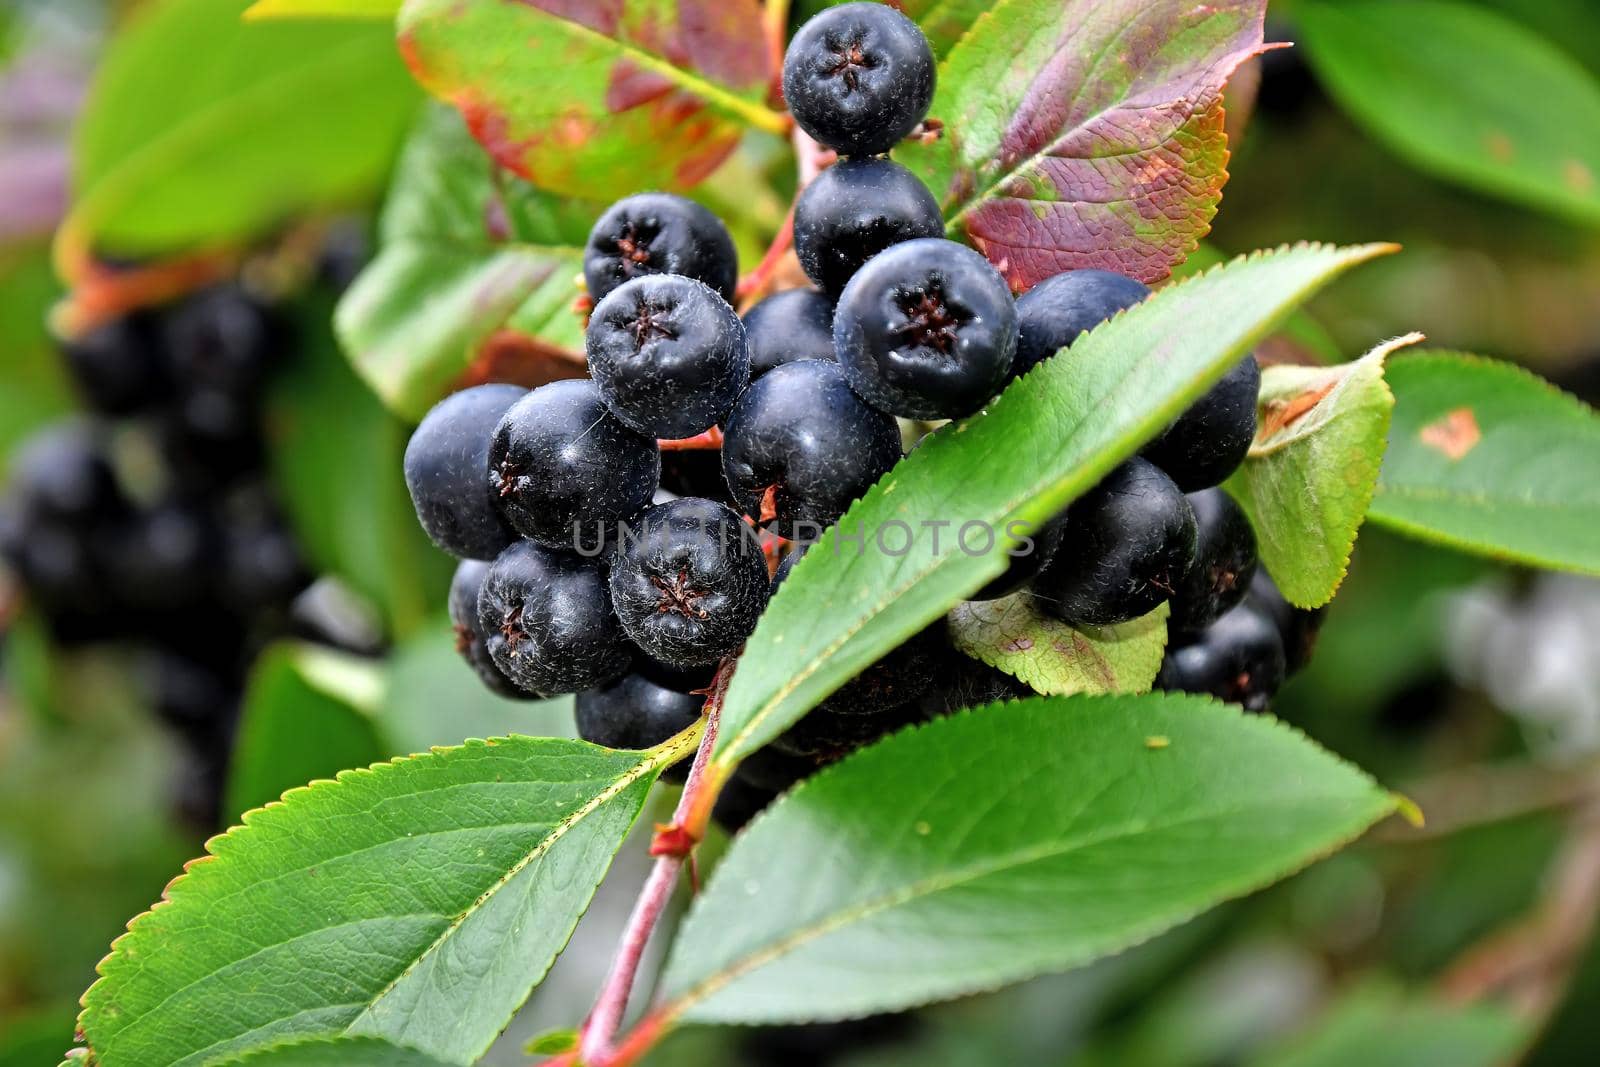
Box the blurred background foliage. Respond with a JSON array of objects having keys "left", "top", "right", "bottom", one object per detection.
[{"left": 1, "top": 1, "right": 1598, "bottom": 1064}]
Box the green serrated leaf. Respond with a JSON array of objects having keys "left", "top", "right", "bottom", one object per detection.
[
  {"left": 215, "top": 1035, "right": 457, "bottom": 1066},
  {"left": 714, "top": 242, "right": 1395, "bottom": 771},
  {"left": 246, "top": 0, "right": 400, "bottom": 18},
  {"left": 397, "top": 0, "right": 783, "bottom": 201},
  {"left": 225, "top": 644, "right": 387, "bottom": 821},
  {"left": 948, "top": 594, "right": 1168, "bottom": 696},
  {"left": 1248, "top": 983, "right": 1528, "bottom": 1067},
  {"left": 666, "top": 693, "right": 1396, "bottom": 1023},
  {"left": 1299, "top": 0, "right": 1600, "bottom": 227},
  {"left": 897, "top": 0, "right": 1265, "bottom": 289},
  {"left": 336, "top": 105, "right": 592, "bottom": 420},
  {"left": 1367, "top": 352, "right": 1600, "bottom": 575},
  {"left": 63, "top": 0, "right": 418, "bottom": 257},
  {"left": 1226, "top": 334, "right": 1419, "bottom": 609},
  {"left": 78, "top": 735, "right": 679, "bottom": 1066}
]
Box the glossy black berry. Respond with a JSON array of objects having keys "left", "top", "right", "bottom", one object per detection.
[
  {"left": 834, "top": 238, "right": 1018, "bottom": 419},
  {"left": 159, "top": 285, "right": 279, "bottom": 399},
  {"left": 1012, "top": 269, "right": 1150, "bottom": 377},
  {"left": 794, "top": 159, "right": 943, "bottom": 296},
  {"left": 1157, "top": 601, "right": 1288, "bottom": 712},
  {"left": 100, "top": 500, "right": 217, "bottom": 615},
  {"left": 712, "top": 775, "right": 780, "bottom": 835},
  {"left": 721, "top": 359, "right": 901, "bottom": 538},
  {"left": 1030, "top": 458, "right": 1197, "bottom": 627},
  {"left": 576, "top": 672, "right": 703, "bottom": 752},
  {"left": 968, "top": 511, "right": 1069, "bottom": 602},
  {"left": 608, "top": 497, "right": 769, "bottom": 668},
  {"left": 6, "top": 422, "right": 125, "bottom": 524},
  {"left": 818, "top": 627, "right": 943, "bottom": 717},
  {"left": 770, "top": 543, "right": 808, "bottom": 592},
  {"left": 583, "top": 192, "right": 738, "bottom": 304},
  {"left": 60, "top": 313, "right": 167, "bottom": 415},
  {"left": 919, "top": 655, "right": 1031, "bottom": 718},
  {"left": 1169, "top": 488, "right": 1258, "bottom": 634},
  {"left": 1142, "top": 354, "right": 1261, "bottom": 491},
  {"left": 774, "top": 700, "right": 925, "bottom": 760},
  {"left": 733, "top": 743, "right": 818, "bottom": 793},
  {"left": 586, "top": 275, "right": 749, "bottom": 439},
  {"left": 216, "top": 493, "right": 309, "bottom": 615},
  {"left": 783, "top": 3, "right": 935, "bottom": 158},
  {"left": 477, "top": 540, "right": 633, "bottom": 696},
  {"left": 742, "top": 288, "right": 836, "bottom": 378},
  {"left": 448, "top": 559, "right": 531, "bottom": 700},
  {"left": 405, "top": 384, "right": 525, "bottom": 560},
  {"left": 1248, "top": 568, "right": 1326, "bottom": 675},
  {"left": 489, "top": 380, "right": 660, "bottom": 551}
]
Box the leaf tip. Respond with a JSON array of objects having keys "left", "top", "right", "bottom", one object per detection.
[{"left": 1393, "top": 793, "right": 1426, "bottom": 829}]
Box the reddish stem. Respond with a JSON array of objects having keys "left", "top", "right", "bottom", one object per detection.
[
  {"left": 657, "top": 426, "right": 724, "bottom": 452},
  {"left": 734, "top": 204, "right": 796, "bottom": 307},
  {"left": 574, "top": 661, "right": 734, "bottom": 1065}
]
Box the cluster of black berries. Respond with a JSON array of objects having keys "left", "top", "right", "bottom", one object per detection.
[
  {"left": 0, "top": 282, "right": 315, "bottom": 824},
  {"left": 409, "top": 3, "right": 1323, "bottom": 824}
]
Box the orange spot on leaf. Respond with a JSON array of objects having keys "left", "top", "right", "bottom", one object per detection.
[
  {"left": 1259, "top": 381, "right": 1336, "bottom": 439},
  {"left": 1485, "top": 130, "right": 1515, "bottom": 163},
  {"left": 1564, "top": 159, "right": 1595, "bottom": 195},
  {"left": 1419, "top": 406, "right": 1481, "bottom": 460}
]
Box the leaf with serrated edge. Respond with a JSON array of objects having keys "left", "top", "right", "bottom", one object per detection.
[
  {"left": 76, "top": 736, "right": 680, "bottom": 1067},
  {"left": 61, "top": 0, "right": 416, "bottom": 258},
  {"left": 1299, "top": 0, "right": 1600, "bottom": 227},
  {"left": 397, "top": 0, "right": 780, "bottom": 201},
  {"left": 1367, "top": 352, "right": 1600, "bottom": 575},
  {"left": 713, "top": 242, "right": 1396, "bottom": 772},
  {"left": 897, "top": 0, "right": 1266, "bottom": 289},
  {"left": 949, "top": 595, "right": 1168, "bottom": 695},
  {"left": 335, "top": 106, "right": 592, "bottom": 420},
  {"left": 214, "top": 1035, "right": 456, "bottom": 1066},
  {"left": 1249, "top": 983, "right": 1528, "bottom": 1067},
  {"left": 666, "top": 694, "right": 1396, "bottom": 1023},
  {"left": 1227, "top": 334, "right": 1419, "bottom": 609}
]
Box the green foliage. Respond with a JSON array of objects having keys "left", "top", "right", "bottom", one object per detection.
[
  {"left": 217, "top": 1035, "right": 458, "bottom": 1066},
  {"left": 78, "top": 737, "right": 670, "bottom": 1065},
  {"left": 269, "top": 290, "right": 451, "bottom": 636},
  {"left": 714, "top": 243, "right": 1394, "bottom": 770},
  {"left": 897, "top": 0, "right": 1265, "bottom": 288},
  {"left": 1368, "top": 352, "right": 1600, "bottom": 575},
  {"left": 336, "top": 106, "right": 592, "bottom": 420},
  {"left": 664, "top": 694, "right": 1396, "bottom": 1022},
  {"left": 1227, "top": 335, "right": 1415, "bottom": 609},
  {"left": 0, "top": 249, "right": 71, "bottom": 458},
  {"left": 1299, "top": 0, "right": 1600, "bottom": 226},
  {"left": 1249, "top": 984, "right": 1528, "bottom": 1067},
  {"left": 396, "top": 0, "right": 782, "bottom": 201},
  {"left": 948, "top": 595, "right": 1169, "bottom": 696},
  {"left": 379, "top": 620, "right": 574, "bottom": 754},
  {"left": 66, "top": 0, "right": 419, "bottom": 257},
  {"left": 225, "top": 644, "right": 387, "bottom": 819}
]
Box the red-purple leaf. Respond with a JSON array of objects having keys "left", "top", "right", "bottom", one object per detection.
[
  {"left": 897, "top": 0, "right": 1267, "bottom": 290},
  {"left": 397, "top": 0, "right": 782, "bottom": 200}
]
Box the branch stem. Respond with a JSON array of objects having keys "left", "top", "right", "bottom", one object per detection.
[{"left": 573, "top": 660, "right": 734, "bottom": 1065}]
